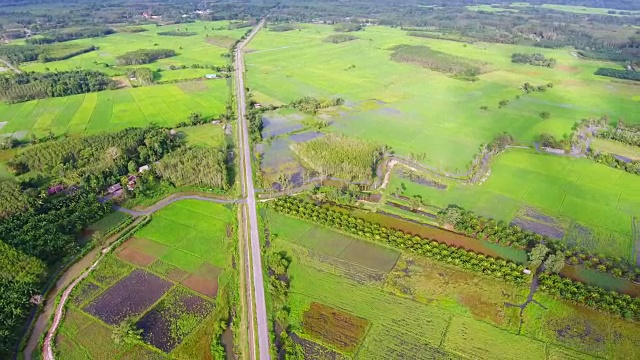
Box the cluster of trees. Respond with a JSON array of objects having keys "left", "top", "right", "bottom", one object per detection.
[
  {"left": 155, "top": 147, "right": 228, "bottom": 189},
  {"left": 273, "top": 197, "right": 527, "bottom": 283},
  {"left": 157, "top": 30, "right": 197, "bottom": 36},
  {"left": 438, "top": 206, "right": 640, "bottom": 282},
  {"left": 0, "top": 240, "right": 46, "bottom": 354},
  {"left": 310, "top": 184, "right": 361, "bottom": 205},
  {"left": 0, "top": 70, "right": 116, "bottom": 103},
  {"left": 127, "top": 67, "right": 155, "bottom": 85},
  {"left": 227, "top": 21, "right": 253, "bottom": 30},
  {"left": 323, "top": 34, "right": 358, "bottom": 43},
  {"left": 597, "top": 124, "right": 640, "bottom": 147},
  {"left": 288, "top": 96, "right": 344, "bottom": 115},
  {"left": 8, "top": 127, "right": 179, "bottom": 191},
  {"left": 539, "top": 274, "right": 640, "bottom": 321},
  {"left": 115, "top": 49, "right": 177, "bottom": 66},
  {"left": 268, "top": 23, "right": 297, "bottom": 32},
  {"left": 511, "top": 53, "right": 556, "bottom": 67},
  {"left": 594, "top": 68, "right": 640, "bottom": 82},
  {"left": 539, "top": 133, "right": 568, "bottom": 149},
  {"left": 0, "top": 44, "right": 96, "bottom": 65},
  {"left": 25, "top": 27, "right": 114, "bottom": 45},
  {"left": 292, "top": 134, "right": 382, "bottom": 182},
  {"left": 390, "top": 44, "right": 483, "bottom": 80},
  {"left": 334, "top": 22, "right": 363, "bottom": 32},
  {"left": 588, "top": 152, "right": 640, "bottom": 176},
  {"left": 118, "top": 26, "right": 147, "bottom": 33},
  {"left": 522, "top": 82, "right": 553, "bottom": 93},
  {"left": 0, "top": 180, "right": 33, "bottom": 218}
]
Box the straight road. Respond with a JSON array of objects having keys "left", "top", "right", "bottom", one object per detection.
[{"left": 234, "top": 20, "right": 271, "bottom": 360}]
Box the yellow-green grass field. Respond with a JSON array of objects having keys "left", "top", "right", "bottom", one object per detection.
[
  {"left": 591, "top": 138, "right": 640, "bottom": 160},
  {"left": 14, "top": 21, "right": 247, "bottom": 78},
  {"left": 182, "top": 123, "right": 227, "bottom": 148},
  {"left": 0, "top": 80, "right": 228, "bottom": 137},
  {"left": 245, "top": 24, "right": 639, "bottom": 172},
  {"left": 266, "top": 210, "right": 639, "bottom": 359},
  {"left": 57, "top": 200, "right": 236, "bottom": 359},
  {"left": 387, "top": 149, "right": 640, "bottom": 261}
]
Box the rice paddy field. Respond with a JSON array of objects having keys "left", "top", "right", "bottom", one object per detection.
[
  {"left": 0, "top": 21, "right": 243, "bottom": 138},
  {"left": 245, "top": 24, "right": 640, "bottom": 172},
  {"left": 265, "top": 210, "right": 640, "bottom": 359},
  {"left": 247, "top": 23, "right": 640, "bottom": 260},
  {"left": 56, "top": 200, "right": 236, "bottom": 359}
]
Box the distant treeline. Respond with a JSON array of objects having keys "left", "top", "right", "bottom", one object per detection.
[
  {"left": 0, "top": 44, "right": 96, "bottom": 64},
  {"left": 158, "top": 30, "right": 197, "bottom": 36},
  {"left": 115, "top": 49, "right": 177, "bottom": 66},
  {"left": 390, "top": 44, "right": 484, "bottom": 80},
  {"left": 0, "top": 70, "right": 116, "bottom": 103},
  {"left": 323, "top": 34, "right": 358, "bottom": 43},
  {"left": 227, "top": 21, "right": 253, "bottom": 30},
  {"left": 25, "top": 27, "right": 114, "bottom": 45},
  {"left": 334, "top": 22, "right": 363, "bottom": 32},
  {"left": 594, "top": 68, "right": 640, "bottom": 81},
  {"left": 511, "top": 53, "right": 556, "bottom": 67},
  {"left": 269, "top": 23, "right": 297, "bottom": 32}
]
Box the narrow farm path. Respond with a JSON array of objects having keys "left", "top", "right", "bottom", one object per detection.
[
  {"left": 504, "top": 265, "right": 547, "bottom": 334},
  {"left": 113, "top": 192, "right": 244, "bottom": 217},
  {"left": 26, "top": 218, "right": 144, "bottom": 360},
  {"left": 0, "top": 57, "right": 21, "bottom": 73}
]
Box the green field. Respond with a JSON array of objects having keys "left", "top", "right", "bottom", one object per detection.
[
  {"left": 266, "top": 211, "right": 639, "bottom": 359},
  {"left": 246, "top": 24, "right": 640, "bottom": 172},
  {"left": 57, "top": 200, "right": 237, "bottom": 359},
  {"left": 0, "top": 80, "right": 228, "bottom": 137},
  {"left": 182, "top": 123, "right": 227, "bottom": 148},
  {"left": 15, "top": 21, "right": 246, "bottom": 76},
  {"left": 387, "top": 149, "right": 640, "bottom": 260},
  {"left": 591, "top": 138, "right": 640, "bottom": 160}
]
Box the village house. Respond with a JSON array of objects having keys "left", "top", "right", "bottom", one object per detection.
[
  {"left": 127, "top": 175, "right": 137, "bottom": 191},
  {"left": 47, "top": 184, "right": 64, "bottom": 196},
  {"left": 138, "top": 165, "right": 150, "bottom": 173},
  {"left": 107, "top": 183, "right": 122, "bottom": 194}
]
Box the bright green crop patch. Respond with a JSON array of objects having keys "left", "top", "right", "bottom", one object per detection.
[{"left": 0, "top": 81, "right": 228, "bottom": 137}]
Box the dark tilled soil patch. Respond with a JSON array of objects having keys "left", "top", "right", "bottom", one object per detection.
[
  {"left": 137, "top": 291, "right": 214, "bottom": 353},
  {"left": 117, "top": 247, "right": 158, "bottom": 267},
  {"left": 302, "top": 302, "right": 369, "bottom": 352},
  {"left": 523, "top": 207, "right": 560, "bottom": 225},
  {"left": 181, "top": 263, "right": 221, "bottom": 298},
  {"left": 84, "top": 269, "right": 173, "bottom": 325},
  {"left": 149, "top": 260, "right": 190, "bottom": 282},
  {"left": 71, "top": 281, "right": 102, "bottom": 307},
  {"left": 291, "top": 332, "right": 347, "bottom": 360},
  {"left": 511, "top": 217, "right": 565, "bottom": 239},
  {"left": 128, "top": 237, "right": 171, "bottom": 257}
]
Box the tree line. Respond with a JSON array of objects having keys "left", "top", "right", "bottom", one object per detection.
[
  {"left": 511, "top": 53, "right": 556, "bottom": 67},
  {"left": 437, "top": 206, "right": 639, "bottom": 282},
  {"left": 0, "top": 70, "right": 116, "bottom": 103},
  {"left": 115, "top": 49, "right": 177, "bottom": 66},
  {"left": 287, "top": 96, "right": 344, "bottom": 115},
  {"left": 594, "top": 67, "right": 640, "bottom": 81},
  {"left": 0, "top": 180, "right": 34, "bottom": 218},
  {"left": 588, "top": 152, "right": 640, "bottom": 176},
  {"left": 25, "top": 27, "right": 114, "bottom": 45},
  {"left": 0, "top": 44, "right": 96, "bottom": 65}
]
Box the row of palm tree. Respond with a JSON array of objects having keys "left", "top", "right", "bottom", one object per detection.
[
  {"left": 441, "top": 207, "right": 639, "bottom": 282},
  {"left": 272, "top": 197, "right": 526, "bottom": 283},
  {"left": 539, "top": 274, "right": 640, "bottom": 321}
]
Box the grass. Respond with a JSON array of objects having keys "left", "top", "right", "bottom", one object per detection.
[
  {"left": 591, "top": 138, "right": 640, "bottom": 160},
  {"left": 246, "top": 24, "right": 639, "bottom": 172},
  {"left": 0, "top": 81, "right": 228, "bottom": 138},
  {"left": 87, "top": 211, "right": 131, "bottom": 233},
  {"left": 388, "top": 149, "right": 640, "bottom": 261},
  {"left": 267, "top": 208, "right": 635, "bottom": 359},
  {"left": 57, "top": 199, "right": 237, "bottom": 359},
  {"left": 181, "top": 124, "right": 226, "bottom": 148}
]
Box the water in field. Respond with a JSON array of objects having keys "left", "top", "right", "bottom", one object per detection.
[{"left": 561, "top": 266, "right": 640, "bottom": 297}]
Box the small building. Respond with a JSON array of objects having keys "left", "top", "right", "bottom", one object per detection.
[
  {"left": 254, "top": 103, "right": 262, "bottom": 109},
  {"left": 523, "top": 269, "right": 532, "bottom": 275},
  {"left": 138, "top": 165, "right": 150, "bottom": 173},
  {"left": 107, "top": 183, "right": 122, "bottom": 194},
  {"left": 47, "top": 184, "right": 64, "bottom": 196},
  {"left": 211, "top": 120, "right": 221, "bottom": 125},
  {"left": 127, "top": 175, "right": 137, "bottom": 191},
  {"left": 205, "top": 74, "right": 218, "bottom": 79}
]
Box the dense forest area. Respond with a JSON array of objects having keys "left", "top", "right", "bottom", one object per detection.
[
  {"left": 0, "top": 44, "right": 96, "bottom": 64},
  {"left": 155, "top": 147, "right": 229, "bottom": 189},
  {"left": 594, "top": 67, "right": 640, "bottom": 81},
  {"left": 115, "top": 48, "right": 177, "bottom": 65},
  {"left": 0, "top": 70, "right": 116, "bottom": 103},
  {"left": 0, "top": 190, "right": 109, "bottom": 355},
  {"left": 8, "top": 126, "right": 179, "bottom": 190}
]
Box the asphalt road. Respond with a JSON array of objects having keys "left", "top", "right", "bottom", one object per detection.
[{"left": 234, "top": 20, "right": 271, "bottom": 360}]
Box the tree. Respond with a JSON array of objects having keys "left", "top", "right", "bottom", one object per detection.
[
  {"left": 112, "top": 318, "right": 143, "bottom": 346},
  {"left": 539, "top": 111, "right": 551, "bottom": 119},
  {"left": 528, "top": 244, "right": 549, "bottom": 268},
  {"left": 92, "top": 231, "right": 105, "bottom": 247},
  {"left": 544, "top": 251, "right": 566, "bottom": 273},
  {"left": 437, "top": 207, "right": 462, "bottom": 227},
  {"left": 480, "top": 105, "right": 488, "bottom": 111},
  {"left": 498, "top": 99, "right": 509, "bottom": 108}
]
